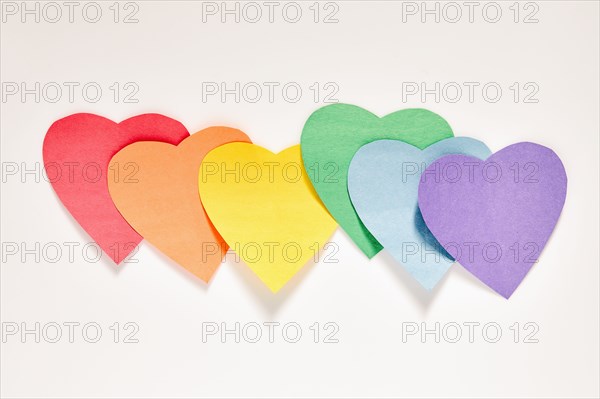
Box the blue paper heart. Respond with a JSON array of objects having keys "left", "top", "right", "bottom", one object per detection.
[{"left": 348, "top": 137, "right": 492, "bottom": 290}]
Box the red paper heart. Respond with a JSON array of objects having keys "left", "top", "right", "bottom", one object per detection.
[{"left": 42, "top": 113, "right": 190, "bottom": 264}]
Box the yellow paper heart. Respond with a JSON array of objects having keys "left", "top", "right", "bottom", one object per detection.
[{"left": 199, "top": 143, "right": 337, "bottom": 292}]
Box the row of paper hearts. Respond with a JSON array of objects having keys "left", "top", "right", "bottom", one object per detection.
[{"left": 42, "top": 104, "right": 567, "bottom": 298}]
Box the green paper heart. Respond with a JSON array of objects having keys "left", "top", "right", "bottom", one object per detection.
[{"left": 300, "top": 104, "right": 454, "bottom": 258}]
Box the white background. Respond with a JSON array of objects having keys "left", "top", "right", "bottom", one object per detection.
[{"left": 1, "top": 1, "right": 599, "bottom": 398}]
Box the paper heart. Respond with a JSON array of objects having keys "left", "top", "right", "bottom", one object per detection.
[
  {"left": 108, "top": 127, "right": 251, "bottom": 282},
  {"left": 348, "top": 138, "right": 491, "bottom": 290},
  {"left": 301, "top": 104, "right": 453, "bottom": 258},
  {"left": 418, "top": 142, "right": 567, "bottom": 298},
  {"left": 199, "top": 143, "right": 337, "bottom": 292},
  {"left": 42, "top": 113, "right": 189, "bottom": 264}
]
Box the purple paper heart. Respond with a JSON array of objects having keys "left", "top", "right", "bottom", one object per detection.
[{"left": 417, "top": 142, "right": 567, "bottom": 298}]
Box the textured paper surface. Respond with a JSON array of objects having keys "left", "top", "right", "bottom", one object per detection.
[
  {"left": 418, "top": 142, "right": 567, "bottom": 298},
  {"left": 199, "top": 143, "right": 337, "bottom": 292},
  {"left": 42, "top": 113, "right": 190, "bottom": 264},
  {"left": 108, "top": 127, "right": 250, "bottom": 282},
  {"left": 348, "top": 137, "right": 491, "bottom": 290},
  {"left": 301, "top": 104, "right": 453, "bottom": 258}
]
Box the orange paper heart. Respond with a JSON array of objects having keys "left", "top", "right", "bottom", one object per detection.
[{"left": 108, "top": 127, "right": 251, "bottom": 281}]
